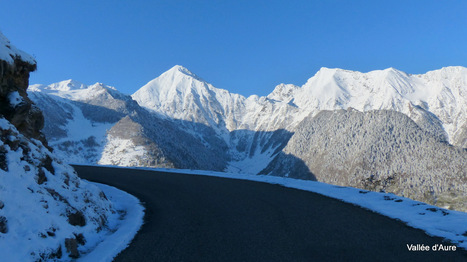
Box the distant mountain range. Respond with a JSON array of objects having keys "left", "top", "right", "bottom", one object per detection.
[{"left": 29, "top": 65, "right": 467, "bottom": 211}]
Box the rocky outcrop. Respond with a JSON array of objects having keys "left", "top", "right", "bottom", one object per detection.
[{"left": 0, "top": 39, "right": 48, "bottom": 146}]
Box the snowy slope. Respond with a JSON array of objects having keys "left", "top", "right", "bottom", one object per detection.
[
  {"left": 0, "top": 117, "right": 144, "bottom": 261},
  {"left": 0, "top": 117, "right": 118, "bottom": 260}
]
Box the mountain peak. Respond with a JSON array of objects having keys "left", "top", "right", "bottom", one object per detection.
[
  {"left": 382, "top": 67, "right": 405, "bottom": 75},
  {"left": 267, "top": 83, "right": 300, "bottom": 102},
  {"left": 317, "top": 67, "right": 356, "bottom": 73},
  {"left": 315, "top": 67, "right": 338, "bottom": 75},
  {"left": 426, "top": 66, "right": 467, "bottom": 76},
  {"left": 164, "top": 65, "right": 205, "bottom": 82},
  {"left": 170, "top": 65, "right": 190, "bottom": 73},
  {"left": 317, "top": 66, "right": 335, "bottom": 71},
  {"left": 48, "top": 79, "right": 87, "bottom": 91},
  {"left": 89, "top": 82, "right": 117, "bottom": 91}
]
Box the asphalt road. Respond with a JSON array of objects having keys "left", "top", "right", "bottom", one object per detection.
[{"left": 73, "top": 165, "right": 467, "bottom": 262}]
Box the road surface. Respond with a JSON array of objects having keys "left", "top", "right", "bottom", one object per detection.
[{"left": 73, "top": 165, "right": 467, "bottom": 262}]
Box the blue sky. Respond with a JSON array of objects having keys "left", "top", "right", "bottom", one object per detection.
[{"left": 1, "top": 0, "right": 466, "bottom": 96}]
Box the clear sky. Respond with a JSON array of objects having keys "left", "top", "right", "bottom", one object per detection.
[{"left": 1, "top": 0, "right": 467, "bottom": 96}]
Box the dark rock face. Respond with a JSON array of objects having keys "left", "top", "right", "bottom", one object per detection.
[
  {"left": 0, "top": 57, "right": 48, "bottom": 146},
  {"left": 67, "top": 211, "right": 86, "bottom": 227},
  {"left": 0, "top": 216, "right": 8, "bottom": 233},
  {"left": 65, "top": 238, "right": 79, "bottom": 258},
  {"left": 0, "top": 145, "right": 7, "bottom": 171}
]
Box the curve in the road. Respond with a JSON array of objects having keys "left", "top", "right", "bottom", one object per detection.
[{"left": 73, "top": 165, "right": 467, "bottom": 262}]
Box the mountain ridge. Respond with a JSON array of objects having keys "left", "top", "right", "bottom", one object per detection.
[
  {"left": 29, "top": 65, "right": 467, "bottom": 211},
  {"left": 131, "top": 65, "right": 466, "bottom": 147}
]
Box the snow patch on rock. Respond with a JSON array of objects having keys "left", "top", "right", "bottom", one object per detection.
[{"left": 0, "top": 31, "right": 36, "bottom": 65}]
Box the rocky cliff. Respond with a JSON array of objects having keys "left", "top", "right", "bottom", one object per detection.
[{"left": 0, "top": 36, "right": 47, "bottom": 145}]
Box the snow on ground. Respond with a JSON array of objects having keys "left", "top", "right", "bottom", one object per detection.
[
  {"left": 77, "top": 182, "right": 144, "bottom": 262},
  {"left": 226, "top": 147, "right": 276, "bottom": 175},
  {"left": 0, "top": 117, "right": 143, "bottom": 261},
  {"left": 83, "top": 164, "right": 467, "bottom": 250},
  {"left": 55, "top": 101, "right": 114, "bottom": 145},
  {"left": 0, "top": 179, "right": 144, "bottom": 262},
  {"left": 98, "top": 136, "right": 147, "bottom": 167},
  {"left": 40, "top": 95, "right": 114, "bottom": 164}
]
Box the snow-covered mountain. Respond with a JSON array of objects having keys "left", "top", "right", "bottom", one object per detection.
[
  {"left": 133, "top": 65, "right": 246, "bottom": 132},
  {"left": 30, "top": 65, "right": 467, "bottom": 211},
  {"left": 132, "top": 66, "right": 303, "bottom": 173},
  {"left": 29, "top": 79, "right": 229, "bottom": 171},
  {"left": 133, "top": 66, "right": 467, "bottom": 149},
  {"left": 290, "top": 67, "right": 467, "bottom": 147},
  {"left": 130, "top": 65, "right": 466, "bottom": 172},
  {"left": 28, "top": 81, "right": 127, "bottom": 164}
]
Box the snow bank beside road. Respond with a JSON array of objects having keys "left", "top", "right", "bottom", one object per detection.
[{"left": 78, "top": 182, "right": 144, "bottom": 262}]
